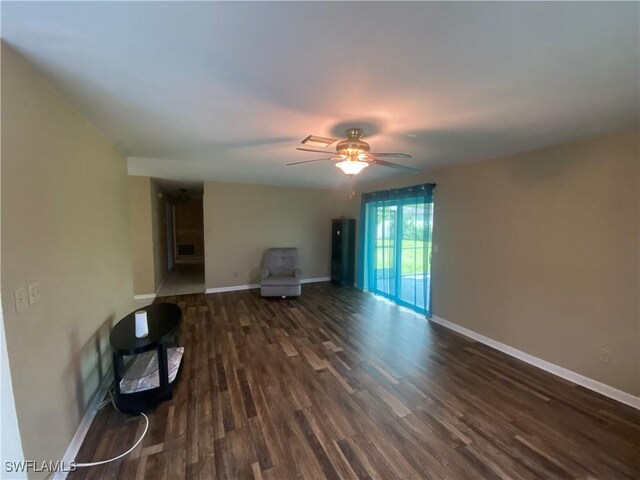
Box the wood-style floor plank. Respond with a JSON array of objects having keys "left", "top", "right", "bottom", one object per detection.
[{"left": 69, "top": 284, "right": 640, "bottom": 479}]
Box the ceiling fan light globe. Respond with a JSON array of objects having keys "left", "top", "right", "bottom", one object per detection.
[{"left": 336, "top": 160, "right": 369, "bottom": 175}]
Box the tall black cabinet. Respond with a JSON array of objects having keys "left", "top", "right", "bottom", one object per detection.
[{"left": 331, "top": 218, "right": 356, "bottom": 286}]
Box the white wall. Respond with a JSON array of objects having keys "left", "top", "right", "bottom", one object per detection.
[{"left": 1, "top": 301, "right": 26, "bottom": 479}]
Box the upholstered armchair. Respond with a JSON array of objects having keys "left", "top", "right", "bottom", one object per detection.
[{"left": 260, "top": 248, "right": 302, "bottom": 297}]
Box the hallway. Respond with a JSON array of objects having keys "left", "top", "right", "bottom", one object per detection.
[{"left": 157, "top": 263, "right": 205, "bottom": 297}]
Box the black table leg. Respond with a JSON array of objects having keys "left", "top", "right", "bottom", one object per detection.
[{"left": 157, "top": 344, "right": 169, "bottom": 389}]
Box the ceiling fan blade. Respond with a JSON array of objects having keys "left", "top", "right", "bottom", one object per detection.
[
  {"left": 369, "top": 152, "right": 413, "bottom": 158},
  {"left": 286, "top": 157, "right": 335, "bottom": 166},
  {"left": 296, "top": 147, "right": 336, "bottom": 154},
  {"left": 373, "top": 159, "right": 419, "bottom": 172}
]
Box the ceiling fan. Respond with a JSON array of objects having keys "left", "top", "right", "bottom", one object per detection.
[{"left": 287, "top": 128, "right": 417, "bottom": 176}]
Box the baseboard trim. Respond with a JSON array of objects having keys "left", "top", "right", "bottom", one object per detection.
[
  {"left": 133, "top": 273, "right": 169, "bottom": 301},
  {"left": 301, "top": 276, "right": 331, "bottom": 284},
  {"left": 206, "top": 284, "right": 259, "bottom": 294},
  {"left": 429, "top": 315, "right": 640, "bottom": 410},
  {"left": 133, "top": 293, "right": 156, "bottom": 301},
  {"left": 54, "top": 370, "right": 113, "bottom": 479},
  {"left": 205, "top": 276, "right": 331, "bottom": 294}
]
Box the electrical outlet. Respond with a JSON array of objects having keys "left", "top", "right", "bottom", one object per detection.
[
  {"left": 598, "top": 348, "right": 611, "bottom": 364},
  {"left": 28, "top": 282, "right": 41, "bottom": 305},
  {"left": 14, "top": 287, "right": 29, "bottom": 313}
]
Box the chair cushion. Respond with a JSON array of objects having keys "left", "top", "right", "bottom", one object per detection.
[
  {"left": 264, "top": 248, "right": 299, "bottom": 276},
  {"left": 261, "top": 275, "right": 301, "bottom": 286}
]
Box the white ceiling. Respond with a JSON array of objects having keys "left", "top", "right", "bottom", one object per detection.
[{"left": 2, "top": 2, "right": 638, "bottom": 188}]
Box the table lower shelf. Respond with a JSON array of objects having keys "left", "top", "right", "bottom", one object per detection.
[
  {"left": 120, "top": 347, "right": 184, "bottom": 394},
  {"left": 113, "top": 346, "right": 184, "bottom": 414}
]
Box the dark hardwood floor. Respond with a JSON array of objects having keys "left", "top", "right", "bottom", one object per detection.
[{"left": 70, "top": 283, "right": 640, "bottom": 480}]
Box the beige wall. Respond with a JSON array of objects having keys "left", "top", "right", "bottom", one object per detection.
[
  {"left": 129, "top": 176, "right": 155, "bottom": 294},
  {"left": 1, "top": 43, "right": 134, "bottom": 470},
  {"left": 150, "top": 180, "right": 168, "bottom": 289},
  {"left": 129, "top": 177, "right": 168, "bottom": 295},
  {"left": 350, "top": 129, "right": 639, "bottom": 396},
  {"left": 204, "top": 181, "right": 350, "bottom": 288},
  {"left": 0, "top": 118, "right": 26, "bottom": 469}
]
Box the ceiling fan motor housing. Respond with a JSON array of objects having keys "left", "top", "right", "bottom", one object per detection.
[{"left": 336, "top": 128, "right": 370, "bottom": 156}]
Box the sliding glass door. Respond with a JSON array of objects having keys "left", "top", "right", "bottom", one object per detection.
[
  {"left": 370, "top": 202, "right": 398, "bottom": 298},
  {"left": 361, "top": 184, "right": 435, "bottom": 315}
]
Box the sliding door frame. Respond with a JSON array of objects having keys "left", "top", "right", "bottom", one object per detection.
[{"left": 359, "top": 183, "right": 436, "bottom": 316}]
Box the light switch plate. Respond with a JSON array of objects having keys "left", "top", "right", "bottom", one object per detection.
[
  {"left": 28, "top": 282, "right": 41, "bottom": 305},
  {"left": 14, "top": 287, "right": 29, "bottom": 313}
]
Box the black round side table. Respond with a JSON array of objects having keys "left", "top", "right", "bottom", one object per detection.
[{"left": 109, "top": 303, "right": 182, "bottom": 414}]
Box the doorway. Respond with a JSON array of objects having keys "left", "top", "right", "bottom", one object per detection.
[
  {"left": 157, "top": 186, "right": 205, "bottom": 297},
  {"left": 166, "top": 198, "right": 174, "bottom": 272},
  {"left": 362, "top": 184, "right": 435, "bottom": 314}
]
